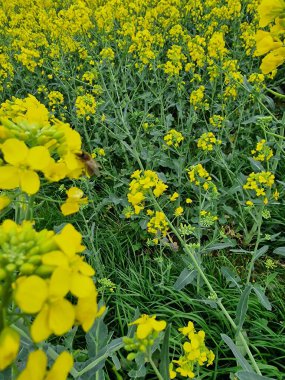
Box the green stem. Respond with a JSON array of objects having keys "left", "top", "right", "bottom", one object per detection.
[
  {"left": 147, "top": 352, "right": 164, "bottom": 380},
  {"left": 151, "top": 195, "right": 262, "bottom": 376},
  {"left": 246, "top": 210, "right": 263, "bottom": 285}
]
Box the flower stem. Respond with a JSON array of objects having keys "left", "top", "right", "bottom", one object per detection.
[
  {"left": 151, "top": 194, "right": 262, "bottom": 375},
  {"left": 147, "top": 352, "right": 164, "bottom": 380}
]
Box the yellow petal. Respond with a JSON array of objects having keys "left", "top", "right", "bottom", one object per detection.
[
  {"left": 151, "top": 319, "right": 167, "bottom": 332},
  {"left": 70, "top": 273, "right": 95, "bottom": 298},
  {"left": 49, "top": 267, "right": 70, "bottom": 298},
  {"left": 14, "top": 276, "right": 48, "bottom": 314},
  {"left": 78, "top": 260, "right": 95, "bottom": 276},
  {"left": 60, "top": 201, "right": 80, "bottom": 216},
  {"left": 49, "top": 299, "right": 75, "bottom": 335},
  {"left": 54, "top": 224, "right": 85, "bottom": 257},
  {"left": 0, "top": 166, "right": 20, "bottom": 190},
  {"left": 17, "top": 350, "right": 47, "bottom": 380},
  {"left": 46, "top": 351, "right": 73, "bottom": 380},
  {"left": 136, "top": 323, "right": 153, "bottom": 340},
  {"left": 31, "top": 305, "right": 52, "bottom": 343},
  {"left": 41, "top": 251, "right": 69, "bottom": 268},
  {"left": 19, "top": 169, "right": 40, "bottom": 194},
  {"left": 75, "top": 292, "right": 103, "bottom": 332},
  {"left": 27, "top": 146, "right": 51, "bottom": 171},
  {"left": 66, "top": 187, "right": 84, "bottom": 199},
  {"left": 1, "top": 138, "right": 28, "bottom": 165},
  {"left": 0, "top": 327, "right": 20, "bottom": 371}
]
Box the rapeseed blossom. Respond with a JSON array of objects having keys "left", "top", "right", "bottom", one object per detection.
[
  {"left": 127, "top": 170, "right": 168, "bottom": 216},
  {"left": 17, "top": 350, "right": 73, "bottom": 380},
  {"left": 60, "top": 187, "right": 88, "bottom": 216},
  {"left": 171, "top": 321, "right": 215, "bottom": 379}
]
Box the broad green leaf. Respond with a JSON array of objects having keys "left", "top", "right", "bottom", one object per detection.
[
  {"left": 173, "top": 268, "right": 197, "bottom": 291},
  {"left": 235, "top": 284, "right": 252, "bottom": 332},
  {"left": 221, "top": 334, "right": 253, "bottom": 373},
  {"left": 221, "top": 266, "right": 241, "bottom": 289},
  {"left": 236, "top": 371, "right": 275, "bottom": 380},
  {"left": 273, "top": 247, "right": 285, "bottom": 257},
  {"left": 252, "top": 285, "right": 272, "bottom": 311},
  {"left": 252, "top": 245, "right": 269, "bottom": 262},
  {"left": 206, "top": 241, "right": 236, "bottom": 251}
]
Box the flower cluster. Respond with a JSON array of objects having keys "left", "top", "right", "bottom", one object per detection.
[
  {"left": 123, "top": 314, "right": 166, "bottom": 360},
  {"left": 0, "top": 220, "right": 104, "bottom": 371},
  {"left": 251, "top": 139, "right": 273, "bottom": 161},
  {"left": 243, "top": 171, "right": 277, "bottom": 204},
  {"left": 147, "top": 211, "right": 169, "bottom": 239},
  {"left": 188, "top": 164, "right": 217, "bottom": 192},
  {"left": 197, "top": 132, "right": 222, "bottom": 151},
  {"left": 209, "top": 115, "right": 225, "bottom": 129},
  {"left": 127, "top": 170, "right": 168, "bottom": 215},
  {"left": 199, "top": 210, "right": 218, "bottom": 227},
  {"left": 0, "top": 95, "right": 85, "bottom": 195},
  {"left": 170, "top": 321, "right": 215, "bottom": 379},
  {"left": 75, "top": 94, "right": 97, "bottom": 120},
  {"left": 255, "top": 0, "right": 285, "bottom": 74},
  {"left": 164, "top": 129, "right": 184, "bottom": 148}
]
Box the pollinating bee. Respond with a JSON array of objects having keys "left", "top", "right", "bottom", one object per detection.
[{"left": 76, "top": 151, "right": 101, "bottom": 177}]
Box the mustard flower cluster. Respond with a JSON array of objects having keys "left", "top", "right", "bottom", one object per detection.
[
  {"left": 197, "top": 132, "right": 222, "bottom": 151},
  {"left": 164, "top": 129, "right": 184, "bottom": 148},
  {"left": 147, "top": 211, "right": 169, "bottom": 238},
  {"left": 199, "top": 210, "right": 218, "bottom": 227},
  {"left": 75, "top": 94, "right": 97, "bottom": 120},
  {"left": 170, "top": 321, "right": 215, "bottom": 379},
  {"left": 251, "top": 139, "right": 273, "bottom": 161},
  {"left": 0, "top": 95, "right": 86, "bottom": 195},
  {"left": 0, "top": 220, "right": 104, "bottom": 372},
  {"left": 209, "top": 115, "right": 225, "bottom": 129},
  {"left": 100, "top": 47, "right": 115, "bottom": 62},
  {"left": 188, "top": 164, "right": 217, "bottom": 192},
  {"left": 127, "top": 170, "right": 168, "bottom": 215},
  {"left": 123, "top": 314, "right": 166, "bottom": 360},
  {"left": 189, "top": 86, "right": 209, "bottom": 110},
  {"left": 243, "top": 171, "right": 277, "bottom": 205},
  {"left": 255, "top": 0, "right": 285, "bottom": 74}
]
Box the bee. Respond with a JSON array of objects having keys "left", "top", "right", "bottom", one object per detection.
[{"left": 76, "top": 151, "right": 101, "bottom": 177}]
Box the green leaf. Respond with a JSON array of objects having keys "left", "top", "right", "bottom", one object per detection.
[
  {"left": 236, "top": 371, "right": 275, "bottom": 380},
  {"left": 252, "top": 245, "right": 269, "bottom": 262},
  {"left": 206, "top": 241, "right": 236, "bottom": 251},
  {"left": 221, "top": 334, "right": 253, "bottom": 372},
  {"left": 273, "top": 247, "right": 285, "bottom": 257},
  {"left": 159, "top": 323, "right": 171, "bottom": 380},
  {"left": 221, "top": 266, "right": 241, "bottom": 289},
  {"left": 248, "top": 157, "right": 265, "bottom": 172},
  {"left": 252, "top": 285, "right": 272, "bottom": 311},
  {"left": 235, "top": 284, "right": 252, "bottom": 332},
  {"left": 173, "top": 268, "right": 197, "bottom": 290}
]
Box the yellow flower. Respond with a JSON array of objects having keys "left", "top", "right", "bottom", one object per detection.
[
  {"left": 0, "top": 327, "right": 20, "bottom": 370},
  {"left": 0, "top": 138, "right": 51, "bottom": 194},
  {"left": 130, "top": 314, "right": 166, "bottom": 340},
  {"left": 60, "top": 187, "right": 88, "bottom": 216},
  {"left": 170, "top": 192, "right": 179, "bottom": 201},
  {"left": 258, "top": 0, "right": 285, "bottom": 27},
  {"left": 14, "top": 272, "right": 75, "bottom": 342},
  {"left": 17, "top": 350, "right": 73, "bottom": 380},
  {"left": 260, "top": 47, "right": 285, "bottom": 74},
  {"left": 174, "top": 207, "right": 184, "bottom": 217}
]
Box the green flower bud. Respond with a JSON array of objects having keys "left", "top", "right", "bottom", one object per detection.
[
  {"left": 0, "top": 268, "right": 7, "bottom": 280},
  {"left": 27, "top": 255, "right": 42, "bottom": 265},
  {"left": 127, "top": 353, "right": 137, "bottom": 361},
  {"left": 6, "top": 264, "right": 16, "bottom": 273},
  {"left": 20, "top": 263, "right": 35, "bottom": 275},
  {"left": 35, "top": 265, "right": 54, "bottom": 276}
]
